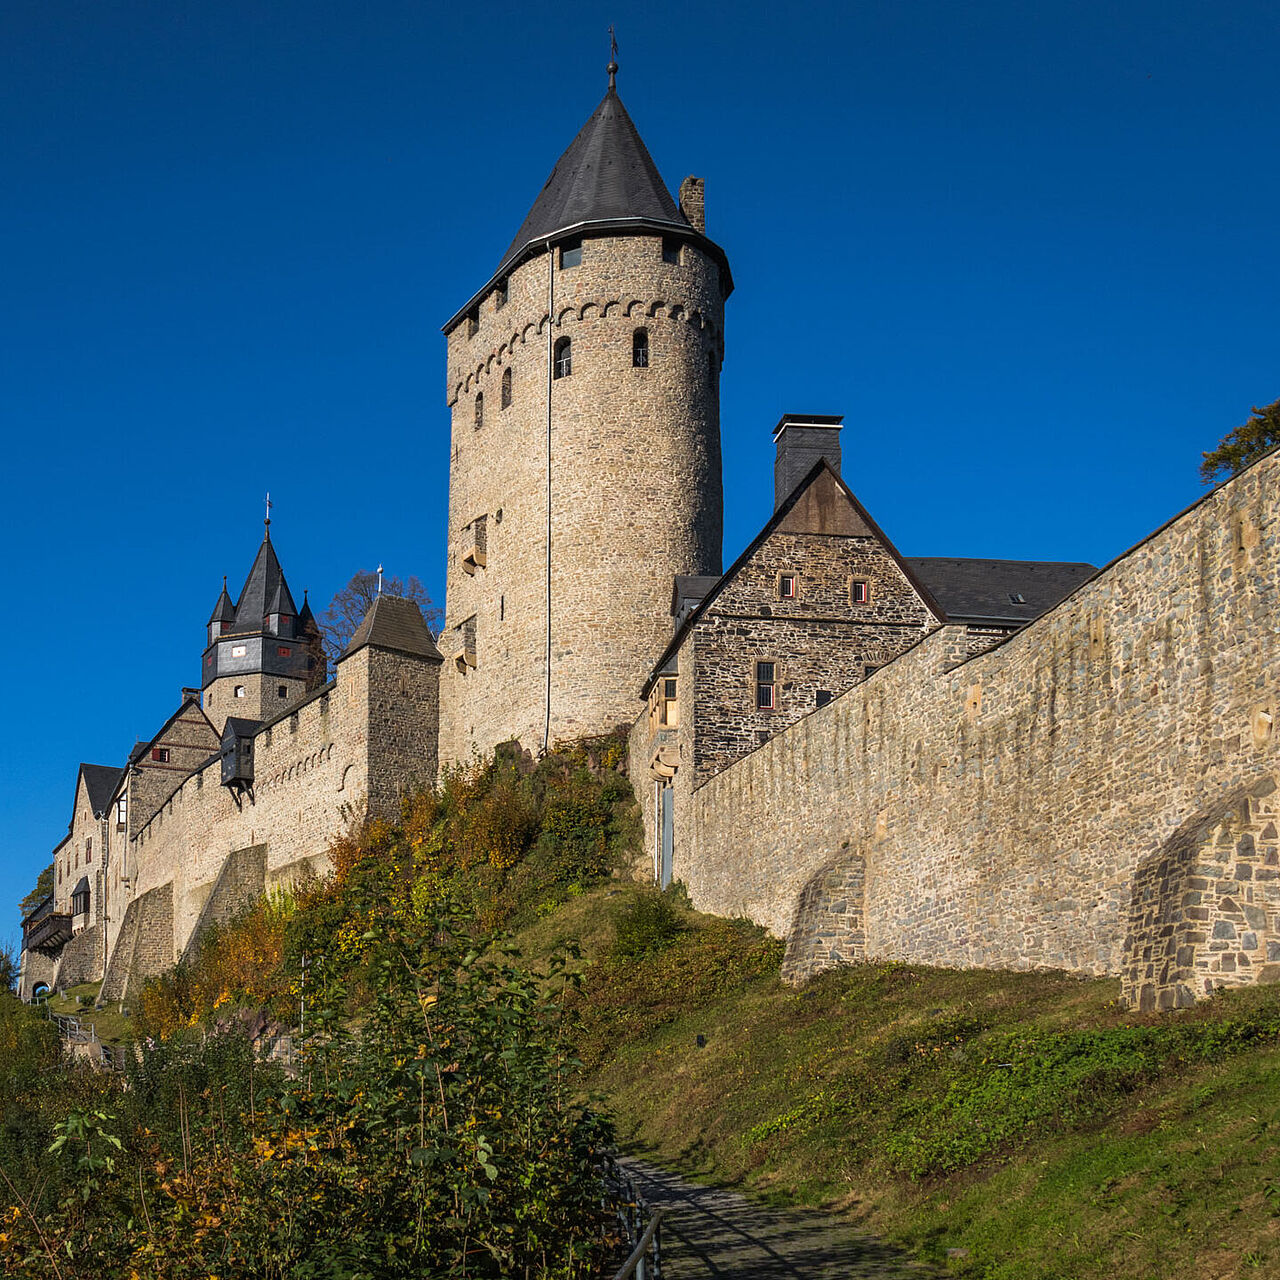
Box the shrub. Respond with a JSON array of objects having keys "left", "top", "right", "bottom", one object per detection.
[{"left": 611, "top": 890, "right": 687, "bottom": 961}]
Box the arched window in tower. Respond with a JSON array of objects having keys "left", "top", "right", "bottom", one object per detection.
[
  {"left": 554, "top": 337, "right": 572, "bottom": 380},
  {"left": 474, "top": 391, "right": 483, "bottom": 431},
  {"left": 501, "top": 366, "right": 512, "bottom": 408},
  {"left": 632, "top": 328, "right": 649, "bottom": 368}
]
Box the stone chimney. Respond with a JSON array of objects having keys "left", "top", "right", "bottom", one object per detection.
[
  {"left": 679, "top": 176, "right": 705, "bottom": 233},
  {"left": 773, "top": 414, "right": 844, "bottom": 510}
]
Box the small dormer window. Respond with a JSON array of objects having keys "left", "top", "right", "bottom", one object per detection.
[
  {"left": 1009, "top": 592, "right": 1026, "bottom": 604},
  {"left": 559, "top": 241, "right": 582, "bottom": 269}
]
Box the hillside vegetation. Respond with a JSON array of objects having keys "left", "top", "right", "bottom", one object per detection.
[
  {"left": 5, "top": 739, "right": 1280, "bottom": 1279},
  {"left": 529, "top": 887, "right": 1280, "bottom": 1280}
]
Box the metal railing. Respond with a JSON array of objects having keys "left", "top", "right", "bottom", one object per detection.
[
  {"left": 611, "top": 1205, "right": 665, "bottom": 1280},
  {"left": 604, "top": 1158, "right": 664, "bottom": 1280}
]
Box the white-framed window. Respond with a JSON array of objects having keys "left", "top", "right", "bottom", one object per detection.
[
  {"left": 851, "top": 579, "right": 870, "bottom": 604},
  {"left": 234, "top": 685, "right": 246, "bottom": 698},
  {"left": 232, "top": 644, "right": 247, "bottom": 658},
  {"left": 779, "top": 573, "right": 797, "bottom": 600}
]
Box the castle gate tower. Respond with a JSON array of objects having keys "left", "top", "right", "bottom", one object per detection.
[
  {"left": 201, "top": 518, "right": 326, "bottom": 733},
  {"left": 438, "top": 62, "right": 732, "bottom": 763}
]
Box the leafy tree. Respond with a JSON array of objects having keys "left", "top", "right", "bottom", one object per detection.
[
  {"left": 1200, "top": 398, "right": 1280, "bottom": 484},
  {"left": 319, "top": 569, "right": 441, "bottom": 662},
  {"left": 20, "top": 865, "right": 53, "bottom": 916}
]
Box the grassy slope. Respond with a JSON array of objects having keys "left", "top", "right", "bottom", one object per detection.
[
  {"left": 42, "top": 982, "right": 132, "bottom": 1046},
  {"left": 513, "top": 886, "right": 1280, "bottom": 1280}
]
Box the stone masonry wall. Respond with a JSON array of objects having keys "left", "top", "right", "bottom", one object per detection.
[
  {"left": 439, "top": 232, "right": 725, "bottom": 765},
  {"left": 691, "top": 526, "right": 934, "bottom": 783},
  {"left": 116, "top": 641, "right": 439, "bottom": 982},
  {"left": 687, "top": 451, "right": 1280, "bottom": 1002}
]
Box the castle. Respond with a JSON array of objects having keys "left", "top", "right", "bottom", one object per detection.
[{"left": 20, "top": 63, "right": 1278, "bottom": 1013}]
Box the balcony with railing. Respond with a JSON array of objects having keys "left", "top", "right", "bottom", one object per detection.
[{"left": 21, "top": 895, "right": 73, "bottom": 955}]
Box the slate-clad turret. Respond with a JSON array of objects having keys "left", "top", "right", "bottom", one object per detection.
[
  {"left": 439, "top": 60, "right": 730, "bottom": 763},
  {"left": 200, "top": 520, "right": 325, "bottom": 732}
]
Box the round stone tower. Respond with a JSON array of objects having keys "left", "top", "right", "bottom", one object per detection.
[{"left": 438, "top": 65, "right": 731, "bottom": 763}]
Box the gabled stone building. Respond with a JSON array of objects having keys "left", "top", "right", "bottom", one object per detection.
[{"left": 629, "top": 413, "right": 1094, "bottom": 885}]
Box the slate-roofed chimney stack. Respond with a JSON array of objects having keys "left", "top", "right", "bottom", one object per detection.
[{"left": 773, "top": 414, "right": 844, "bottom": 509}]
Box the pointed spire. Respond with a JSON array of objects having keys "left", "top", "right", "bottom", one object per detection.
[
  {"left": 231, "top": 525, "right": 297, "bottom": 630},
  {"left": 264, "top": 491, "right": 273, "bottom": 541},
  {"left": 495, "top": 82, "right": 687, "bottom": 275},
  {"left": 208, "top": 575, "right": 236, "bottom": 626},
  {"left": 607, "top": 25, "right": 618, "bottom": 92}
]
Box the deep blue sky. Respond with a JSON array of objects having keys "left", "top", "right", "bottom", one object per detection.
[{"left": 3, "top": 0, "right": 1278, "bottom": 950}]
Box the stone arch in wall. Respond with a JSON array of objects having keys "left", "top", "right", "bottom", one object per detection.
[
  {"left": 780, "top": 845, "right": 867, "bottom": 985},
  {"left": 1122, "top": 775, "right": 1280, "bottom": 1011}
]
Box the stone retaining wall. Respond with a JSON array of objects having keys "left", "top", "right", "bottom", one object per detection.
[{"left": 687, "top": 451, "right": 1280, "bottom": 1004}]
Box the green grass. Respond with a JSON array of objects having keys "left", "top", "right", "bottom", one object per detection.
[
  {"left": 42, "top": 982, "right": 133, "bottom": 1046},
  {"left": 514, "top": 887, "right": 1280, "bottom": 1280}
]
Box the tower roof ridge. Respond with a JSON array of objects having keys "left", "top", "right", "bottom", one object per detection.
[
  {"left": 496, "top": 87, "right": 688, "bottom": 276},
  {"left": 232, "top": 534, "right": 295, "bottom": 631}
]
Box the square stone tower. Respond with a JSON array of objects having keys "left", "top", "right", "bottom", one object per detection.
[{"left": 438, "top": 63, "right": 732, "bottom": 763}]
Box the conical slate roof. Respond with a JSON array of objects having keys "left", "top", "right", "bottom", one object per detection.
[
  {"left": 232, "top": 532, "right": 296, "bottom": 631},
  {"left": 496, "top": 87, "right": 688, "bottom": 275},
  {"left": 207, "top": 579, "right": 235, "bottom": 626}
]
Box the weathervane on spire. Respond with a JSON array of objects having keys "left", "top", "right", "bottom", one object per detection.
[
  {"left": 376, "top": 564, "right": 384, "bottom": 598},
  {"left": 607, "top": 25, "right": 618, "bottom": 91},
  {"left": 264, "top": 491, "right": 273, "bottom": 539}
]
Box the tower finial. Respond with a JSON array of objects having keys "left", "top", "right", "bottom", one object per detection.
[
  {"left": 607, "top": 25, "right": 618, "bottom": 91},
  {"left": 376, "top": 564, "right": 384, "bottom": 598},
  {"left": 264, "top": 491, "right": 273, "bottom": 539}
]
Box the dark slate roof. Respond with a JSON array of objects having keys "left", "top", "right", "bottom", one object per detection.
[
  {"left": 498, "top": 87, "right": 687, "bottom": 276},
  {"left": 342, "top": 595, "right": 443, "bottom": 662},
  {"left": 266, "top": 579, "right": 297, "bottom": 617},
  {"left": 231, "top": 534, "right": 295, "bottom": 633},
  {"left": 71, "top": 876, "right": 90, "bottom": 897},
  {"left": 207, "top": 580, "right": 235, "bottom": 626},
  {"left": 79, "top": 764, "right": 125, "bottom": 817},
  {"left": 672, "top": 575, "right": 721, "bottom": 627},
  {"left": 904, "top": 558, "right": 1098, "bottom": 625},
  {"left": 222, "top": 716, "right": 262, "bottom": 741}
]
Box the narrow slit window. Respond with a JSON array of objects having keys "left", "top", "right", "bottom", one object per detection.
[
  {"left": 554, "top": 337, "right": 572, "bottom": 379},
  {"left": 474, "top": 391, "right": 483, "bottom": 430},
  {"left": 851, "top": 579, "right": 870, "bottom": 604},
  {"left": 633, "top": 328, "right": 649, "bottom": 367},
  {"left": 755, "top": 661, "right": 777, "bottom": 710},
  {"left": 495, "top": 278, "right": 508, "bottom": 309},
  {"left": 501, "top": 366, "right": 512, "bottom": 408}
]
